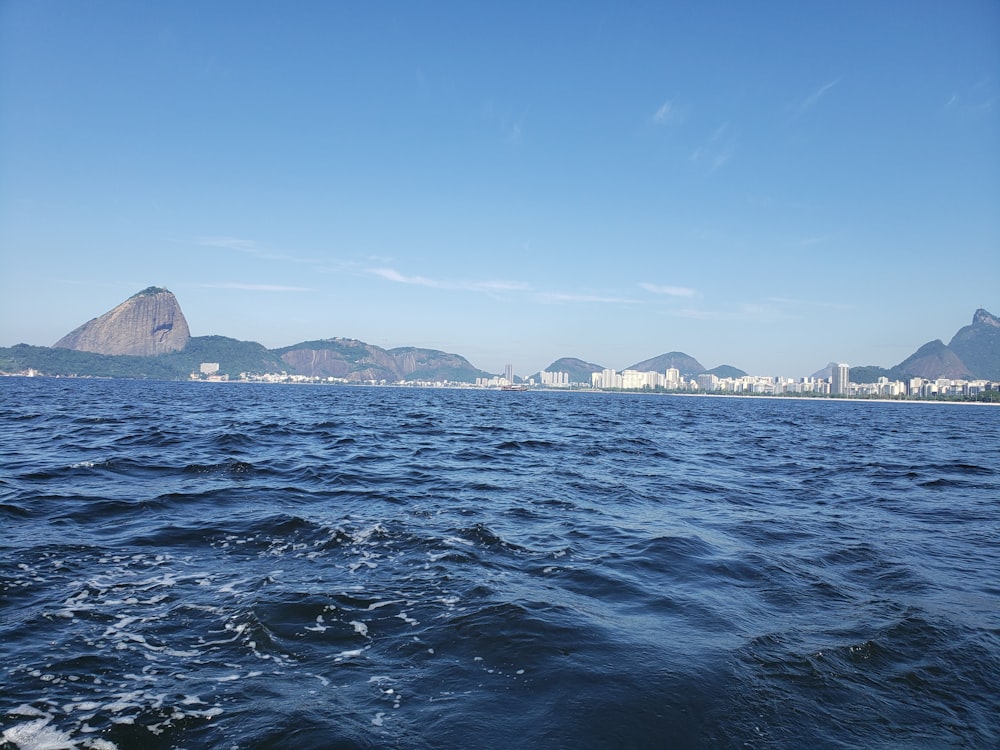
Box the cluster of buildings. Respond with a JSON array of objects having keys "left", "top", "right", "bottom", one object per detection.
[
  {"left": 475, "top": 374, "right": 512, "bottom": 388},
  {"left": 189, "top": 360, "right": 996, "bottom": 399},
  {"left": 539, "top": 364, "right": 998, "bottom": 400},
  {"left": 589, "top": 368, "right": 684, "bottom": 390}
]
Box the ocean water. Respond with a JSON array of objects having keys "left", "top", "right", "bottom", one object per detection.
[{"left": 1, "top": 378, "right": 998, "bottom": 750}]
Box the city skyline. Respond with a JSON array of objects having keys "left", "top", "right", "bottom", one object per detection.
[{"left": 1, "top": 2, "right": 997, "bottom": 376}]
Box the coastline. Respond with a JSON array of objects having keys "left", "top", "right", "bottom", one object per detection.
[{"left": 4, "top": 372, "right": 997, "bottom": 405}]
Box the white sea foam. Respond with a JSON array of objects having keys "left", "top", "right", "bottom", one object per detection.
[
  {"left": 0, "top": 717, "right": 74, "bottom": 750},
  {"left": 9, "top": 704, "right": 50, "bottom": 718},
  {"left": 396, "top": 611, "right": 419, "bottom": 626},
  {"left": 367, "top": 599, "right": 404, "bottom": 610},
  {"left": 334, "top": 648, "right": 366, "bottom": 661},
  {"left": 305, "top": 614, "right": 328, "bottom": 633}
]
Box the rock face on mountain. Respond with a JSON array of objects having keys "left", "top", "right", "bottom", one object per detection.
[
  {"left": 276, "top": 338, "right": 397, "bottom": 380},
  {"left": 626, "top": 351, "right": 705, "bottom": 378},
  {"left": 948, "top": 308, "right": 1000, "bottom": 380},
  {"left": 53, "top": 287, "right": 190, "bottom": 356},
  {"left": 275, "top": 339, "right": 489, "bottom": 382},
  {"left": 388, "top": 347, "right": 490, "bottom": 382}
]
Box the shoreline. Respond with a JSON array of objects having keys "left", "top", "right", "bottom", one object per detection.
[{"left": 5, "top": 372, "right": 998, "bottom": 405}]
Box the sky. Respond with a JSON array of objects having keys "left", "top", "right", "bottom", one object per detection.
[{"left": 1, "top": 1, "right": 998, "bottom": 378}]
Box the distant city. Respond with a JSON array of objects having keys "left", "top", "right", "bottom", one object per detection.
[{"left": 187, "top": 361, "right": 999, "bottom": 401}]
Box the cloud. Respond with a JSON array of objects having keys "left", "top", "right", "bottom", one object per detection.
[
  {"left": 368, "top": 267, "right": 440, "bottom": 287},
  {"left": 367, "top": 267, "right": 531, "bottom": 294},
  {"left": 653, "top": 100, "right": 675, "bottom": 125},
  {"left": 199, "top": 282, "right": 313, "bottom": 292},
  {"left": 690, "top": 123, "right": 736, "bottom": 171},
  {"left": 194, "top": 236, "right": 314, "bottom": 265},
  {"left": 943, "top": 78, "right": 996, "bottom": 116},
  {"left": 671, "top": 301, "right": 792, "bottom": 321},
  {"left": 534, "top": 292, "right": 636, "bottom": 304},
  {"left": 765, "top": 296, "right": 852, "bottom": 311},
  {"left": 368, "top": 266, "right": 638, "bottom": 305},
  {"left": 197, "top": 236, "right": 260, "bottom": 252},
  {"left": 797, "top": 78, "right": 841, "bottom": 113},
  {"left": 639, "top": 283, "right": 696, "bottom": 297},
  {"left": 675, "top": 307, "right": 738, "bottom": 321}
]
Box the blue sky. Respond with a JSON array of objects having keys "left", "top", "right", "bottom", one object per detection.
[{"left": 2, "top": 1, "right": 997, "bottom": 377}]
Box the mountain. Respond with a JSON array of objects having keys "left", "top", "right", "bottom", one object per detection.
[
  {"left": 704, "top": 364, "right": 747, "bottom": 379},
  {"left": 276, "top": 338, "right": 399, "bottom": 380},
  {"left": 36, "top": 288, "right": 490, "bottom": 382},
  {"left": 389, "top": 347, "right": 491, "bottom": 382},
  {"left": 626, "top": 351, "right": 705, "bottom": 378},
  {"left": 54, "top": 287, "right": 190, "bottom": 356},
  {"left": 811, "top": 362, "right": 836, "bottom": 380},
  {"left": 537, "top": 357, "right": 606, "bottom": 384},
  {"left": 947, "top": 308, "right": 1000, "bottom": 379},
  {"left": 0, "top": 343, "right": 189, "bottom": 379},
  {"left": 274, "top": 339, "right": 490, "bottom": 382},
  {"left": 893, "top": 339, "right": 972, "bottom": 380},
  {"left": 884, "top": 308, "right": 999, "bottom": 380},
  {"left": 163, "top": 336, "right": 286, "bottom": 377}
]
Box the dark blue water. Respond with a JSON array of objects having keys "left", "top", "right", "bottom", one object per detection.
[{"left": 1, "top": 378, "right": 998, "bottom": 749}]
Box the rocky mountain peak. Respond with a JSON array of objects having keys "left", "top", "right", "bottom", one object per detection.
[
  {"left": 947, "top": 307, "right": 1000, "bottom": 379},
  {"left": 972, "top": 308, "right": 999, "bottom": 328},
  {"left": 54, "top": 287, "right": 191, "bottom": 356}
]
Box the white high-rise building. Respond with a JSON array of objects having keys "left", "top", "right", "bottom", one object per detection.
[
  {"left": 831, "top": 363, "right": 850, "bottom": 395},
  {"left": 541, "top": 371, "right": 569, "bottom": 387}
]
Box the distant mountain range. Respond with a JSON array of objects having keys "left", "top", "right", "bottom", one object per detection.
[
  {"left": 830, "top": 308, "right": 1000, "bottom": 383},
  {"left": 1, "top": 287, "right": 997, "bottom": 383}
]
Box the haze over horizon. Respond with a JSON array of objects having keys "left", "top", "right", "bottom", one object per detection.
[{"left": 1, "top": 2, "right": 997, "bottom": 378}]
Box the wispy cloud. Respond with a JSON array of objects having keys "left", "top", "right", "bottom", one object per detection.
[
  {"left": 367, "top": 266, "right": 638, "bottom": 305},
  {"left": 197, "top": 236, "right": 260, "bottom": 252},
  {"left": 368, "top": 267, "right": 439, "bottom": 287},
  {"left": 675, "top": 307, "right": 738, "bottom": 321},
  {"left": 797, "top": 78, "right": 841, "bottom": 113},
  {"left": 766, "top": 296, "right": 852, "bottom": 311},
  {"left": 691, "top": 123, "right": 736, "bottom": 171},
  {"left": 652, "top": 99, "right": 675, "bottom": 125},
  {"left": 194, "top": 236, "right": 314, "bottom": 265},
  {"left": 199, "top": 282, "right": 313, "bottom": 292},
  {"left": 534, "top": 291, "right": 637, "bottom": 304},
  {"left": 639, "top": 282, "right": 696, "bottom": 297},
  {"left": 672, "top": 300, "right": 797, "bottom": 321},
  {"left": 943, "top": 78, "right": 996, "bottom": 115},
  {"left": 367, "top": 267, "right": 531, "bottom": 294}
]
